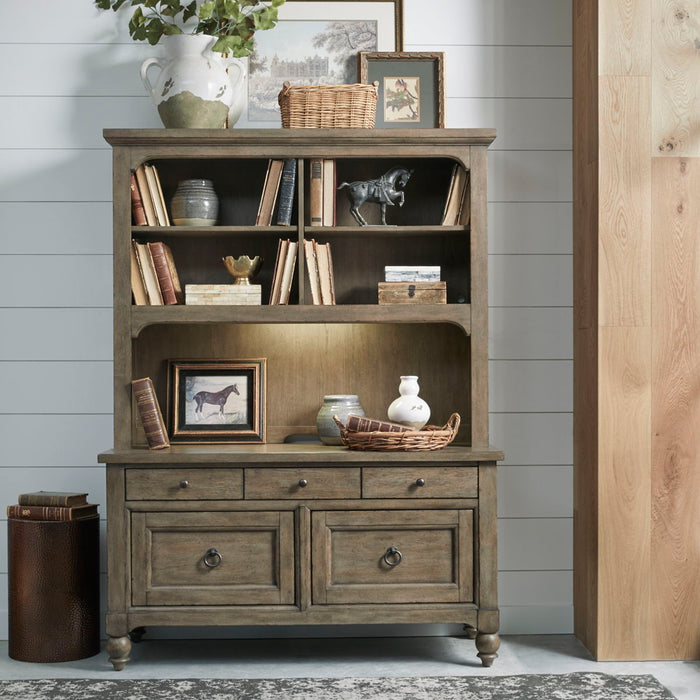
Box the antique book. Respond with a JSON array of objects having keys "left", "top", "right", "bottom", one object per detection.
[
  {"left": 458, "top": 170, "right": 471, "bottom": 226},
  {"left": 129, "top": 243, "right": 149, "bottom": 305},
  {"left": 148, "top": 241, "right": 182, "bottom": 305},
  {"left": 7, "top": 504, "right": 98, "bottom": 521},
  {"left": 378, "top": 281, "right": 447, "bottom": 305},
  {"left": 316, "top": 242, "right": 335, "bottom": 305},
  {"left": 131, "top": 377, "right": 170, "bottom": 450},
  {"left": 150, "top": 163, "right": 171, "bottom": 226},
  {"left": 322, "top": 159, "right": 335, "bottom": 226},
  {"left": 303, "top": 238, "right": 322, "bottom": 305},
  {"left": 134, "top": 163, "right": 158, "bottom": 226},
  {"left": 344, "top": 414, "right": 410, "bottom": 433},
  {"left": 256, "top": 159, "right": 284, "bottom": 226},
  {"left": 309, "top": 158, "right": 323, "bottom": 226},
  {"left": 130, "top": 171, "right": 147, "bottom": 226},
  {"left": 276, "top": 158, "right": 297, "bottom": 226},
  {"left": 133, "top": 241, "right": 164, "bottom": 305},
  {"left": 144, "top": 163, "right": 168, "bottom": 226},
  {"left": 327, "top": 241, "right": 336, "bottom": 303},
  {"left": 269, "top": 238, "right": 289, "bottom": 305},
  {"left": 17, "top": 491, "right": 88, "bottom": 507},
  {"left": 278, "top": 240, "right": 298, "bottom": 305},
  {"left": 441, "top": 165, "right": 468, "bottom": 226}
]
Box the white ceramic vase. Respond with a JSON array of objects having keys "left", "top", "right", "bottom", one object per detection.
[
  {"left": 387, "top": 375, "right": 431, "bottom": 430},
  {"left": 140, "top": 34, "right": 246, "bottom": 129}
]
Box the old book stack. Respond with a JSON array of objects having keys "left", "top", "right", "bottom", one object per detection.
[
  {"left": 378, "top": 266, "right": 446, "bottom": 304},
  {"left": 303, "top": 238, "right": 335, "bottom": 304},
  {"left": 269, "top": 238, "right": 298, "bottom": 304},
  {"left": 131, "top": 240, "right": 183, "bottom": 305},
  {"left": 131, "top": 162, "right": 170, "bottom": 227},
  {"left": 256, "top": 158, "right": 297, "bottom": 226},
  {"left": 7, "top": 491, "right": 98, "bottom": 521}
]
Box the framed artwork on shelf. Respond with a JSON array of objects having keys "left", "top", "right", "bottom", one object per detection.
[
  {"left": 167, "top": 359, "right": 266, "bottom": 443},
  {"left": 239, "top": 0, "right": 404, "bottom": 127},
  {"left": 358, "top": 51, "right": 445, "bottom": 128}
]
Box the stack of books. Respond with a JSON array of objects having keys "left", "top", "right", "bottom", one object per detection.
[
  {"left": 131, "top": 240, "right": 183, "bottom": 306},
  {"left": 131, "top": 162, "right": 170, "bottom": 227},
  {"left": 304, "top": 239, "right": 335, "bottom": 305},
  {"left": 269, "top": 238, "right": 298, "bottom": 304},
  {"left": 256, "top": 159, "right": 297, "bottom": 226},
  {"left": 7, "top": 491, "right": 98, "bottom": 521}
]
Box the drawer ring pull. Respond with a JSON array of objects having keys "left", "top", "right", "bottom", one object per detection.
[
  {"left": 383, "top": 546, "right": 403, "bottom": 567},
  {"left": 203, "top": 548, "right": 223, "bottom": 569}
]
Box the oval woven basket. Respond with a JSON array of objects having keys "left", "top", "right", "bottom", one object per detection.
[
  {"left": 333, "top": 413, "right": 461, "bottom": 451},
  {"left": 278, "top": 81, "right": 378, "bottom": 128}
]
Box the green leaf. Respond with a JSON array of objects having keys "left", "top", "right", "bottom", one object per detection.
[
  {"left": 162, "top": 23, "right": 184, "bottom": 35},
  {"left": 94, "top": 0, "right": 113, "bottom": 10},
  {"left": 198, "top": 1, "right": 215, "bottom": 19}
]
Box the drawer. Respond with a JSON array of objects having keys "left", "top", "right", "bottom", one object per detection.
[
  {"left": 126, "top": 468, "right": 242, "bottom": 500},
  {"left": 245, "top": 467, "right": 360, "bottom": 499},
  {"left": 312, "top": 509, "right": 474, "bottom": 604},
  {"left": 131, "top": 511, "right": 294, "bottom": 606},
  {"left": 363, "top": 467, "right": 477, "bottom": 499}
]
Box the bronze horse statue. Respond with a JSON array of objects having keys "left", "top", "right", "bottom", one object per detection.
[
  {"left": 193, "top": 384, "right": 238, "bottom": 416},
  {"left": 338, "top": 166, "right": 412, "bottom": 226}
]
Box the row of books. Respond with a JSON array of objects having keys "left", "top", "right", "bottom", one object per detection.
[
  {"left": 131, "top": 239, "right": 183, "bottom": 306},
  {"left": 256, "top": 158, "right": 297, "bottom": 226},
  {"left": 268, "top": 238, "right": 297, "bottom": 304},
  {"left": 441, "top": 164, "right": 470, "bottom": 226},
  {"left": 7, "top": 491, "right": 98, "bottom": 521},
  {"left": 131, "top": 162, "right": 170, "bottom": 227},
  {"left": 309, "top": 158, "right": 336, "bottom": 227}
]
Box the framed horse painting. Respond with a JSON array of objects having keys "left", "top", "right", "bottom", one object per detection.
[{"left": 167, "top": 359, "right": 266, "bottom": 443}]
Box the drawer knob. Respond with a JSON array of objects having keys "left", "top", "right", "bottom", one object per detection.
[
  {"left": 298, "top": 479, "right": 308, "bottom": 488},
  {"left": 383, "top": 545, "right": 403, "bottom": 567},
  {"left": 415, "top": 478, "right": 426, "bottom": 487},
  {"left": 179, "top": 480, "right": 190, "bottom": 489},
  {"left": 203, "top": 548, "right": 223, "bottom": 569}
]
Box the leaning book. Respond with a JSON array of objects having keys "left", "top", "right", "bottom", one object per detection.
[{"left": 132, "top": 377, "right": 170, "bottom": 450}]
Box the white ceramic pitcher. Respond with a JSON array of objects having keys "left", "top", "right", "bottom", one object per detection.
[{"left": 140, "top": 34, "right": 246, "bottom": 129}]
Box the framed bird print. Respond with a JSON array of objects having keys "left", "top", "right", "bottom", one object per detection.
[{"left": 358, "top": 52, "right": 445, "bottom": 128}]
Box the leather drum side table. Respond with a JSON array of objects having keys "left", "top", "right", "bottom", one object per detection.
[{"left": 8, "top": 516, "right": 100, "bottom": 662}]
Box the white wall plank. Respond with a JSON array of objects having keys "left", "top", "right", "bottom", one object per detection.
[
  {"left": 489, "top": 203, "right": 573, "bottom": 255},
  {"left": 490, "top": 360, "right": 572, "bottom": 413},
  {"left": 0, "top": 203, "right": 112, "bottom": 254},
  {"left": 0, "top": 362, "right": 112, "bottom": 414},
  {"left": 499, "top": 518, "right": 573, "bottom": 570},
  {"left": 490, "top": 255, "right": 573, "bottom": 307},
  {"left": 0, "top": 256, "right": 112, "bottom": 307},
  {"left": 404, "top": 0, "right": 571, "bottom": 47},
  {"left": 489, "top": 151, "right": 573, "bottom": 202},
  {"left": 500, "top": 605, "right": 573, "bottom": 634},
  {"left": 490, "top": 412, "right": 573, "bottom": 466},
  {"left": 499, "top": 465, "right": 573, "bottom": 518},
  {"left": 490, "top": 307, "right": 572, "bottom": 359},
  {"left": 499, "top": 570, "right": 572, "bottom": 606},
  {"left": 0, "top": 150, "right": 111, "bottom": 203},
  {"left": 0, "top": 415, "right": 113, "bottom": 467},
  {"left": 0, "top": 309, "right": 112, "bottom": 360}
]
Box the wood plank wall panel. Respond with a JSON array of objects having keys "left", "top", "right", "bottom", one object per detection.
[
  {"left": 574, "top": 0, "right": 700, "bottom": 660},
  {"left": 0, "top": 0, "right": 573, "bottom": 638}
]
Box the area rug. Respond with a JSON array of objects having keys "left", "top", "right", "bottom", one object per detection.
[{"left": 0, "top": 672, "right": 677, "bottom": 699}]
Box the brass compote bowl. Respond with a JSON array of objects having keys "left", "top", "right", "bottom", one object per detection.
[{"left": 222, "top": 255, "right": 263, "bottom": 285}]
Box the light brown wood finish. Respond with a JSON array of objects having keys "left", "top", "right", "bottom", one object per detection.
[
  {"left": 574, "top": 0, "right": 700, "bottom": 660},
  {"left": 125, "top": 467, "right": 243, "bottom": 500},
  {"left": 245, "top": 467, "right": 360, "bottom": 500},
  {"left": 362, "top": 466, "right": 477, "bottom": 499}
]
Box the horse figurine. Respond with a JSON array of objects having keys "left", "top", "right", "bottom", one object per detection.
[
  {"left": 337, "top": 166, "right": 413, "bottom": 226},
  {"left": 192, "top": 384, "right": 238, "bottom": 419}
]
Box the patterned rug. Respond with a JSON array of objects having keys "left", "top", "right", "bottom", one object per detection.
[{"left": 0, "top": 672, "right": 677, "bottom": 699}]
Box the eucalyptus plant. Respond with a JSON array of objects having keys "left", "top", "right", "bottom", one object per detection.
[{"left": 94, "top": 0, "right": 285, "bottom": 56}]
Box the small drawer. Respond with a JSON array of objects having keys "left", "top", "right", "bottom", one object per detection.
[
  {"left": 362, "top": 467, "right": 477, "bottom": 499},
  {"left": 125, "top": 468, "right": 243, "bottom": 500},
  {"left": 245, "top": 467, "right": 361, "bottom": 499}
]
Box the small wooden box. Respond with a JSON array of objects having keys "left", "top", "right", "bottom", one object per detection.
[
  {"left": 378, "top": 281, "right": 447, "bottom": 305},
  {"left": 185, "top": 284, "right": 261, "bottom": 306}
]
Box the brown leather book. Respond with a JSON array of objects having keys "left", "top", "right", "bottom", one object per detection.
[
  {"left": 130, "top": 243, "right": 149, "bottom": 305},
  {"left": 256, "top": 159, "right": 285, "bottom": 226},
  {"left": 134, "top": 163, "right": 157, "bottom": 226},
  {"left": 17, "top": 491, "right": 88, "bottom": 507},
  {"left": 130, "top": 171, "right": 147, "bottom": 226},
  {"left": 7, "top": 504, "right": 98, "bottom": 521},
  {"left": 344, "top": 414, "right": 410, "bottom": 433},
  {"left": 131, "top": 377, "right": 170, "bottom": 450},
  {"left": 148, "top": 241, "right": 181, "bottom": 305},
  {"left": 309, "top": 158, "right": 323, "bottom": 226}
]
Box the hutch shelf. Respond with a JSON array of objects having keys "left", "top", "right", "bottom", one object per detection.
[{"left": 99, "top": 128, "right": 502, "bottom": 670}]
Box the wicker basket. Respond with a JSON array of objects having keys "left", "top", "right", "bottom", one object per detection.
[
  {"left": 333, "top": 413, "right": 461, "bottom": 452},
  {"left": 278, "top": 81, "right": 378, "bottom": 128}
]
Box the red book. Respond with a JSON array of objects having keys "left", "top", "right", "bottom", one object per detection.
[{"left": 132, "top": 377, "right": 170, "bottom": 450}]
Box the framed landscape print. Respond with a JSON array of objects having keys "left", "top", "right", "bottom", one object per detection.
[
  {"left": 359, "top": 51, "right": 445, "bottom": 128},
  {"left": 167, "top": 359, "right": 266, "bottom": 443},
  {"left": 239, "top": 1, "right": 404, "bottom": 126}
]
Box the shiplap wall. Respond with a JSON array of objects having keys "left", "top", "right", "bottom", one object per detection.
[{"left": 0, "top": 0, "right": 572, "bottom": 639}]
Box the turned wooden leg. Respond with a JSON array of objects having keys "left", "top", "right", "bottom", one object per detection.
[
  {"left": 462, "top": 624, "right": 478, "bottom": 639},
  {"left": 129, "top": 626, "right": 146, "bottom": 643},
  {"left": 106, "top": 635, "right": 131, "bottom": 671},
  {"left": 475, "top": 632, "right": 500, "bottom": 667}
]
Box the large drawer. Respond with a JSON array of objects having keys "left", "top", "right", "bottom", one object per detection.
[
  {"left": 131, "top": 511, "right": 294, "bottom": 606},
  {"left": 126, "top": 468, "right": 243, "bottom": 500},
  {"left": 362, "top": 467, "right": 477, "bottom": 499},
  {"left": 245, "top": 467, "right": 361, "bottom": 499},
  {"left": 312, "top": 509, "right": 474, "bottom": 604}
]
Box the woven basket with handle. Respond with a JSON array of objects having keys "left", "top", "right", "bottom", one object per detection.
[
  {"left": 333, "top": 413, "right": 461, "bottom": 451},
  {"left": 278, "top": 81, "right": 378, "bottom": 128}
]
